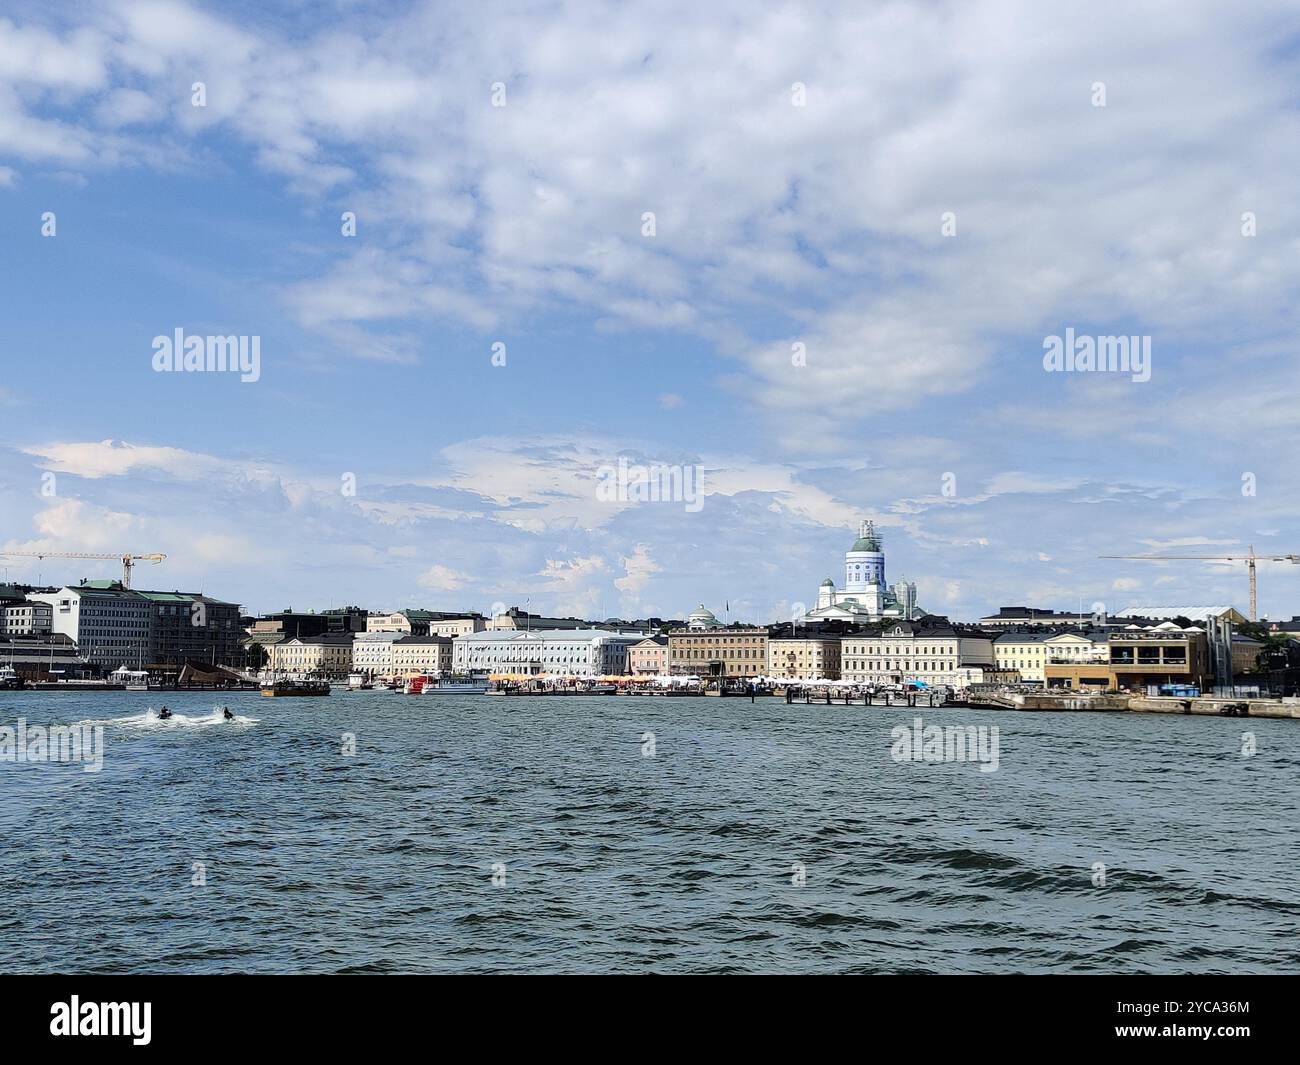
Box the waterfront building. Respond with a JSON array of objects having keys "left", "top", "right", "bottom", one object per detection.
[
  {"left": 391, "top": 635, "right": 454, "bottom": 675},
  {"left": 1044, "top": 622, "right": 1213, "bottom": 691},
  {"left": 840, "top": 619, "right": 994, "bottom": 687},
  {"left": 668, "top": 624, "right": 768, "bottom": 678},
  {"left": 802, "top": 521, "right": 921, "bottom": 624},
  {"left": 1, "top": 599, "right": 53, "bottom": 636},
  {"left": 267, "top": 634, "right": 355, "bottom": 678},
  {"left": 351, "top": 631, "right": 404, "bottom": 678},
  {"left": 134, "top": 588, "right": 244, "bottom": 667},
  {"left": 767, "top": 632, "right": 842, "bottom": 680},
  {"left": 628, "top": 635, "right": 669, "bottom": 675},
  {"left": 28, "top": 583, "right": 152, "bottom": 669},
  {"left": 994, "top": 630, "right": 1108, "bottom": 683},
  {"left": 1110, "top": 623, "right": 1211, "bottom": 691},
  {"left": 452, "top": 629, "right": 640, "bottom": 676}
]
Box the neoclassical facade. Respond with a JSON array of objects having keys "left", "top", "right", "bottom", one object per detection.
[{"left": 840, "top": 621, "right": 994, "bottom": 687}]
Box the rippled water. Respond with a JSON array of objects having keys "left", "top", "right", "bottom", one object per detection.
[{"left": 1, "top": 690, "right": 1297, "bottom": 974}]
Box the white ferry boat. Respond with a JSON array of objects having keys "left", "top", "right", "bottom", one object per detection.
[{"left": 422, "top": 675, "right": 488, "bottom": 695}]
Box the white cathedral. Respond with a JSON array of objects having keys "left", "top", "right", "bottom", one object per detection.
[{"left": 803, "top": 521, "right": 921, "bottom": 624}]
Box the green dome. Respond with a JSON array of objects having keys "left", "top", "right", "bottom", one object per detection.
[
  {"left": 850, "top": 536, "right": 881, "bottom": 552},
  {"left": 821, "top": 577, "right": 834, "bottom": 586}
]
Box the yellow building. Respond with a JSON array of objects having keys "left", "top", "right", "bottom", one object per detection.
[
  {"left": 267, "top": 635, "right": 354, "bottom": 677},
  {"left": 994, "top": 631, "right": 1107, "bottom": 682},
  {"left": 669, "top": 626, "right": 768, "bottom": 677},
  {"left": 767, "top": 635, "right": 841, "bottom": 680},
  {"left": 391, "top": 636, "right": 454, "bottom": 675}
]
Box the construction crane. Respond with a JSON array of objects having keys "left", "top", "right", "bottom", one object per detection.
[
  {"left": 1100, "top": 545, "right": 1299, "bottom": 621},
  {"left": 0, "top": 551, "right": 166, "bottom": 589}
]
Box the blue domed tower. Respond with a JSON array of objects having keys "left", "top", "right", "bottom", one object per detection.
[{"left": 844, "top": 520, "right": 885, "bottom": 593}]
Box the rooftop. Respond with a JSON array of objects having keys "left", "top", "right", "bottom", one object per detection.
[
  {"left": 460, "top": 628, "right": 643, "bottom": 643},
  {"left": 1117, "top": 606, "right": 1243, "bottom": 622}
]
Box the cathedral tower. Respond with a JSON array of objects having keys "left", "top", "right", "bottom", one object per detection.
[{"left": 844, "top": 520, "right": 885, "bottom": 593}]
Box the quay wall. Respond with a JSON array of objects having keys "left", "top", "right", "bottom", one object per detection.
[{"left": 967, "top": 693, "right": 1300, "bottom": 720}]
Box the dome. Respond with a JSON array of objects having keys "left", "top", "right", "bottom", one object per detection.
[
  {"left": 849, "top": 520, "right": 882, "bottom": 553},
  {"left": 821, "top": 577, "right": 834, "bottom": 586},
  {"left": 686, "top": 604, "right": 721, "bottom": 629}
]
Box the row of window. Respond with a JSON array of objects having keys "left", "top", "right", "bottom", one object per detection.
[
  {"left": 844, "top": 644, "right": 955, "bottom": 655},
  {"left": 845, "top": 660, "right": 954, "bottom": 671}
]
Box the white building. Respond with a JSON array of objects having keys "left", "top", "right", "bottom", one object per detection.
[
  {"left": 28, "top": 585, "right": 152, "bottom": 668},
  {"left": 840, "top": 621, "right": 994, "bottom": 687},
  {"left": 804, "top": 521, "right": 921, "bottom": 624},
  {"left": 1, "top": 599, "right": 53, "bottom": 636},
  {"left": 352, "top": 631, "right": 404, "bottom": 677},
  {"left": 452, "top": 629, "right": 641, "bottom": 676}
]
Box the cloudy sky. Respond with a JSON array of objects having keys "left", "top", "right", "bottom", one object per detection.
[{"left": 2, "top": 0, "right": 1299, "bottom": 622}]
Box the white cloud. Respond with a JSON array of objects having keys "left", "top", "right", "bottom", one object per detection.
[
  {"left": 614, "top": 543, "right": 660, "bottom": 596},
  {"left": 1, "top": 0, "right": 1295, "bottom": 427},
  {"left": 418, "top": 564, "right": 469, "bottom": 591},
  {"left": 22, "top": 439, "right": 222, "bottom": 480}
]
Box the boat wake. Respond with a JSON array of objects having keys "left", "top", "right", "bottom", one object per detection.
[{"left": 73, "top": 708, "right": 258, "bottom": 729}]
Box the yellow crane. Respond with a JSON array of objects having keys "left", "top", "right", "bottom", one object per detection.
[
  {"left": 1100, "top": 545, "right": 1299, "bottom": 621},
  {"left": 0, "top": 551, "right": 166, "bottom": 589}
]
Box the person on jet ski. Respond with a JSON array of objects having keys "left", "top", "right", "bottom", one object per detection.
[
  {"left": 222, "top": 707, "right": 234, "bottom": 720},
  {"left": 158, "top": 706, "right": 172, "bottom": 720}
]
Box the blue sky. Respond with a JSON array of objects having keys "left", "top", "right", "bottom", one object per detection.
[{"left": 2, "top": 0, "right": 1300, "bottom": 622}]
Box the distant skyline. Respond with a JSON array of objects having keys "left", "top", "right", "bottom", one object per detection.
[{"left": 3, "top": 1, "right": 1300, "bottom": 621}]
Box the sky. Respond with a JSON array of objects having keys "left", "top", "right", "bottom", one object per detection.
[{"left": 2, "top": 0, "right": 1300, "bottom": 623}]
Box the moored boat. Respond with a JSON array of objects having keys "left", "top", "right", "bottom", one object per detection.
[
  {"left": 422, "top": 675, "right": 488, "bottom": 695},
  {"left": 260, "top": 677, "right": 331, "bottom": 697}
]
